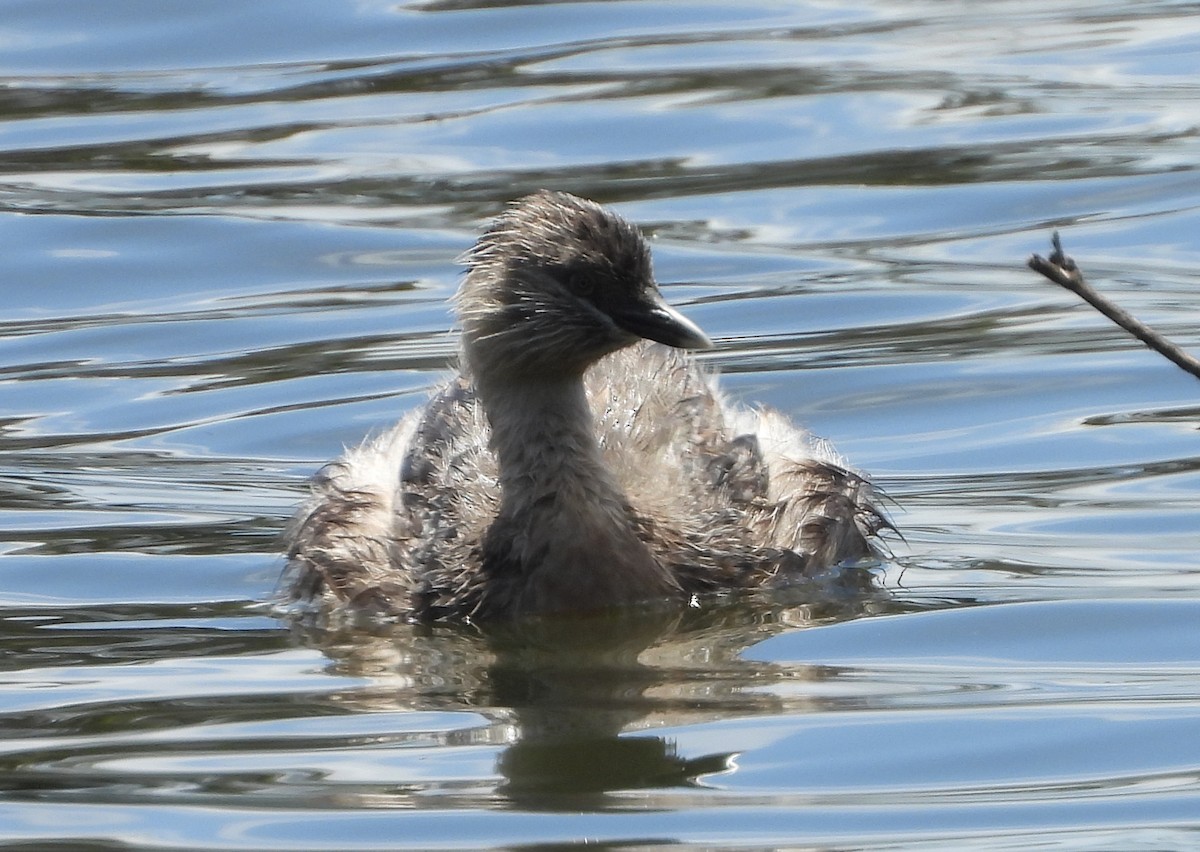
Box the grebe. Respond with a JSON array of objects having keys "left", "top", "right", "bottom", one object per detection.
[{"left": 284, "top": 191, "right": 887, "bottom": 621}]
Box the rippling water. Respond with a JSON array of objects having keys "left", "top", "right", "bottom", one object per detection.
[{"left": 3, "top": 1, "right": 1200, "bottom": 849}]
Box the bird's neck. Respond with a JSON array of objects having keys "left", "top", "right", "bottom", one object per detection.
[
  {"left": 478, "top": 373, "right": 605, "bottom": 492},
  {"left": 472, "top": 369, "right": 677, "bottom": 615}
]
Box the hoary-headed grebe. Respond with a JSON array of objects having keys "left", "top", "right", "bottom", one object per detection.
[{"left": 284, "top": 191, "right": 887, "bottom": 621}]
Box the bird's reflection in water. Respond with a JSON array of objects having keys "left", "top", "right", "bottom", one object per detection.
[{"left": 290, "top": 570, "right": 899, "bottom": 811}]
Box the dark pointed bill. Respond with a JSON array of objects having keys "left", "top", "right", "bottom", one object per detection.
[{"left": 610, "top": 295, "right": 713, "bottom": 350}]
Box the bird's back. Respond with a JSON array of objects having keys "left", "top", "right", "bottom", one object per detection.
[{"left": 590, "top": 343, "right": 883, "bottom": 586}]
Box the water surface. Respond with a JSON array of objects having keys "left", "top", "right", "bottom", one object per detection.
[{"left": 3, "top": 1, "right": 1200, "bottom": 849}]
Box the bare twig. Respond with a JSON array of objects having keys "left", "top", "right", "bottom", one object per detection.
[{"left": 1028, "top": 232, "right": 1200, "bottom": 382}]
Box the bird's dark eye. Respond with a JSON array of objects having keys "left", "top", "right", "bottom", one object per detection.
[{"left": 568, "top": 273, "right": 594, "bottom": 297}]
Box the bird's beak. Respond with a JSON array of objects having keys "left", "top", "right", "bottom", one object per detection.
[{"left": 610, "top": 293, "right": 713, "bottom": 350}]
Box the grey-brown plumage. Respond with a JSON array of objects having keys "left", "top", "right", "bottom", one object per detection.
[{"left": 283, "top": 191, "right": 888, "bottom": 622}]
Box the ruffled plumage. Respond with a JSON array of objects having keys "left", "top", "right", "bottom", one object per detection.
[{"left": 283, "top": 192, "right": 888, "bottom": 622}]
